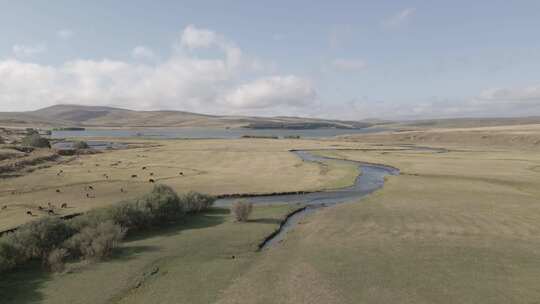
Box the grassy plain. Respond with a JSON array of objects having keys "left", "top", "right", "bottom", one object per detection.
[
  {"left": 0, "top": 138, "right": 358, "bottom": 232},
  {"left": 2, "top": 124, "right": 540, "bottom": 304},
  {"left": 215, "top": 130, "right": 540, "bottom": 303}
]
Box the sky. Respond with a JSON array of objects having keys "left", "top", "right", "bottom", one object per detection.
[{"left": 1, "top": 0, "right": 540, "bottom": 120}]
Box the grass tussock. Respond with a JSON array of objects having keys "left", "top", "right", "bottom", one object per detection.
[
  {"left": 0, "top": 184, "right": 215, "bottom": 274},
  {"left": 231, "top": 200, "right": 253, "bottom": 222}
]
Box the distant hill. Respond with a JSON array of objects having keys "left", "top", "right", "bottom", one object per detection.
[
  {"left": 393, "top": 116, "right": 540, "bottom": 129},
  {"left": 0, "top": 105, "right": 371, "bottom": 129}
]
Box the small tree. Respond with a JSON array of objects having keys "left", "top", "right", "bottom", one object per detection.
[
  {"left": 231, "top": 200, "right": 253, "bottom": 222},
  {"left": 72, "top": 141, "right": 89, "bottom": 150},
  {"left": 21, "top": 134, "right": 51, "bottom": 148}
]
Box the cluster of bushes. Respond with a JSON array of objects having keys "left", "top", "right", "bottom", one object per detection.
[
  {"left": 21, "top": 134, "right": 51, "bottom": 148},
  {"left": 0, "top": 185, "right": 214, "bottom": 274}
]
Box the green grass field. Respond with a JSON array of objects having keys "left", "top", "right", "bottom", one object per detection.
[
  {"left": 2, "top": 128, "right": 540, "bottom": 303},
  {"left": 0, "top": 205, "right": 297, "bottom": 304}
]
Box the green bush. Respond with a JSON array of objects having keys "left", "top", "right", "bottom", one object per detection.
[
  {"left": 231, "top": 200, "right": 253, "bottom": 222},
  {"left": 140, "top": 184, "right": 184, "bottom": 223},
  {"left": 21, "top": 134, "right": 51, "bottom": 148},
  {"left": 65, "top": 221, "right": 125, "bottom": 261},
  {"left": 47, "top": 248, "right": 68, "bottom": 273},
  {"left": 7, "top": 217, "right": 74, "bottom": 260},
  {"left": 182, "top": 191, "right": 215, "bottom": 213},
  {"left": 0, "top": 240, "right": 19, "bottom": 272},
  {"left": 72, "top": 141, "right": 89, "bottom": 149}
]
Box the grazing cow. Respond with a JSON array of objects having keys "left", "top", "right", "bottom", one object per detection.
[
  {"left": 88, "top": 186, "right": 94, "bottom": 190},
  {"left": 131, "top": 174, "right": 138, "bottom": 178},
  {"left": 86, "top": 193, "right": 90, "bottom": 198},
  {"left": 38, "top": 206, "right": 44, "bottom": 211},
  {"left": 142, "top": 166, "right": 147, "bottom": 170},
  {"left": 149, "top": 179, "right": 155, "bottom": 183},
  {"left": 179, "top": 172, "right": 184, "bottom": 176},
  {"left": 61, "top": 203, "right": 67, "bottom": 208},
  {"left": 1, "top": 205, "right": 7, "bottom": 210},
  {"left": 48, "top": 209, "right": 55, "bottom": 215},
  {"left": 26, "top": 211, "right": 33, "bottom": 216}
]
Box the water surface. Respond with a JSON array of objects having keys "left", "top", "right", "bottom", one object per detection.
[{"left": 52, "top": 127, "right": 385, "bottom": 139}]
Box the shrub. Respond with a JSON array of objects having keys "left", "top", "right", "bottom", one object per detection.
[
  {"left": 21, "top": 134, "right": 51, "bottom": 148},
  {"left": 26, "top": 128, "right": 38, "bottom": 135},
  {"left": 47, "top": 248, "right": 68, "bottom": 273},
  {"left": 72, "top": 141, "right": 89, "bottom": 149},
  {"left": 65, "top": 221, "right": 125, "bottom": 261},
  {"left": 181, "top": 191, "right": 215, "bottom": 213},
  {"left": 231, "top": 200, "right": 253, "bottom": 222},
  {"left": 141, "top": 184, "right": 183, "bottom": 223},
  {"left": 0, "top": 240, "right": 20, "bottom": 272},
  {"left": 7, "top": 217, "right": 74, "bottom": 260}
]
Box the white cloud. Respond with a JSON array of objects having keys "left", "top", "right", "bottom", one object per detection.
[
  {"left": 180, "top": 25, "right": 219, "bottom": 49},
  {"left": 131, "top": 46, "right": 157, "bottom": 61},
  {"left": 332, "top": 58, "right": 367, "bottom": 71},
  {"left": 57, "top": 29, "right": 74, "bottom": 40},
  {"left": 222, "top": 76, "right": 316, "bottom": 109},
  {"left": 477, "top": 84, "right": 540, "bottom": 104},
  {"left": 12, "top": 44, "right": 46, "bottom": 58},
  {"left": 382, "top": 8, "right": 416, "bottom": 29},
  {"left": 0, "top": 25, "right": 315, "bottom": 114}
]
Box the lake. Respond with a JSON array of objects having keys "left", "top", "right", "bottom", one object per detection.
[{"left": 51, "top": 127, "right": 386, "bottom": 139}]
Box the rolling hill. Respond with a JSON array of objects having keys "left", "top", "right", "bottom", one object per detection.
[{"left": 0, "top": 105, "right": 371, "bottom": 129}]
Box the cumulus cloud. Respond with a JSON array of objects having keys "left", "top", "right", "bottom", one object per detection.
[
  {"left": 382, "top": 8, "right": 416, "bottom": 29},
  {"left": 12, "top": 44, "right": 47, "bottom": 58},
  {"left": 57, "top": 29, "right": 74, "bottom": 40},
  {"left": 334, "top": 84, "right": 540, "bottom": 120},
  {"left": 477, "top": 84, "right": 540, "bottom": 104},
  {"left": 332, "top": 58, "right": 367, "bottom": 71},
  {"left": 0, "top": 25, "right": 315, "bottom": 114},
  {"left": 131, "top": 46, "right": 157, "bottom": 61},
  {"left": 180, "top": 25, "right": 219, "bottom": 49},
  {"left": 222, "top": 76, "right": 316, "bottom": 109}
]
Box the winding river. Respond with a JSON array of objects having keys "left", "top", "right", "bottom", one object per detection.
[{"left": 215, "top": 150, "right": 399, "bottom": 249}]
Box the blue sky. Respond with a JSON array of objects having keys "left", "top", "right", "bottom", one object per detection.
[{"left": 1, "top": 0, "right": 540, "bottom": 119}]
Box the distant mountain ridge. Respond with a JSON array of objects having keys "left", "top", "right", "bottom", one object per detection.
[{"left": 0, "top": 105, "right": 371, "bottom": 129}]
